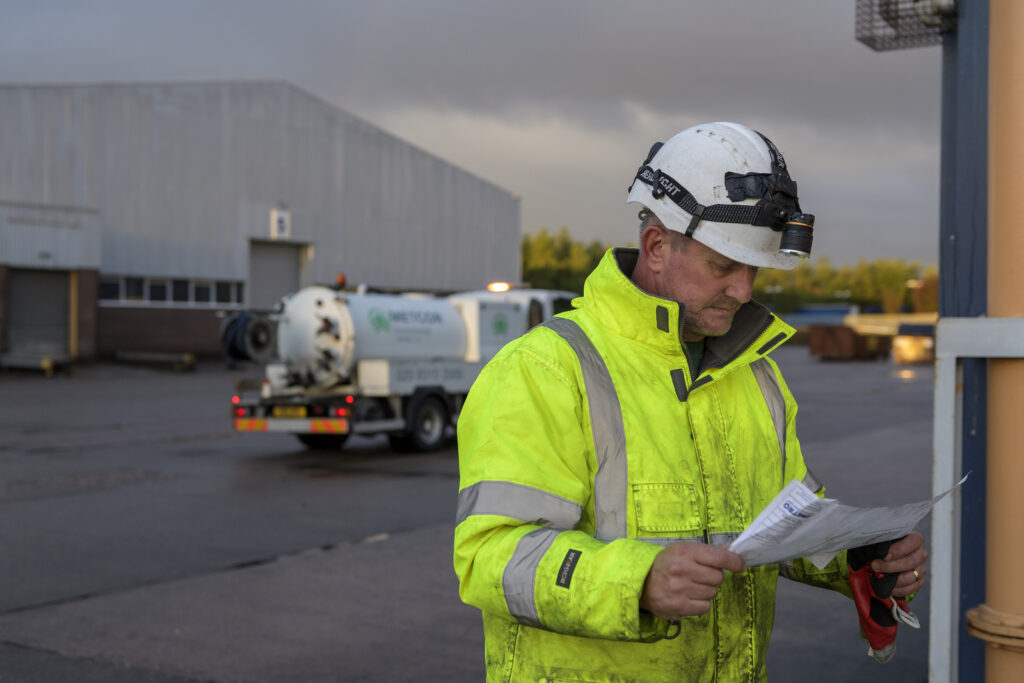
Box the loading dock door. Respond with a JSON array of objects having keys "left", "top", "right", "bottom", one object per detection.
[
  {"left": 6, "top": 269, "right": 69, "bottom": 357},
  {"left": 248, "top": 241, "right": 303, "bottom": 309}
]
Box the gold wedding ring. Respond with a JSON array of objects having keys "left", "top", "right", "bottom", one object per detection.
[{"left": 913, "top": 569, "right": 920, "bottom": 580}]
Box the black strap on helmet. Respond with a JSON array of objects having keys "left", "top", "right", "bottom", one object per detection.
[{"left": 629, "top": 131, "right": 802, "bottom": 236}]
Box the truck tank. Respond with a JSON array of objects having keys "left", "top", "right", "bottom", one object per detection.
[{"left": 276, "top": 286, "right": 468, "bottom": 389}]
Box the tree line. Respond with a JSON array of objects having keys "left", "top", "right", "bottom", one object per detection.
[{"left": 521, "top": 228, "right": 938, "bottom": 313}]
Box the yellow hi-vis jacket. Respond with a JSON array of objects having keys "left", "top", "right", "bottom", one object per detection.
[{"left": 454, "top": 249, "right": 852, "bottom": 682}]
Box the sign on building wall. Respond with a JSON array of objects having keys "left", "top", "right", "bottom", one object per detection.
[{"left": 269, "top": 209, "right": 291, "bottom": 240}]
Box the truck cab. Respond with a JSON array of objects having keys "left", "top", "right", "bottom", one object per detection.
[{"left": 453, "top": 286, "right": 578, "bottom": 329}]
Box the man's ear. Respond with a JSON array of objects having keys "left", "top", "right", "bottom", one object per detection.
[{"left": 639, "top": 224, "right": 670, "bottom": 274}]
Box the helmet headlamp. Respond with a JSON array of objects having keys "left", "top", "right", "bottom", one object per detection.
[{"left": 778, "top": 213, "right": 815, "bottom": 259}]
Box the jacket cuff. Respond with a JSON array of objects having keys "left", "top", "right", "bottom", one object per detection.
[
  {"left": 622, "top": 539, "right": 672, "bottom": 641},
  {"left": 638, "top": 609, "right": 671, "bottom": 642}
]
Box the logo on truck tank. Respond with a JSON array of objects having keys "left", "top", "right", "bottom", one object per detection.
[
  {"left": 368, "top": 308, "right": 445, "bottom": 333},
  {"left": 368, "top": 308, "right": 391, "bottom": 333},
  {"left": 493, "top": 313, "right": 509, "bottom": 336}
]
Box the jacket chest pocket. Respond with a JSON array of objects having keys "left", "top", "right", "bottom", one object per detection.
[{"left": 631, "top": 482, "right": 703, "bottom": 534}]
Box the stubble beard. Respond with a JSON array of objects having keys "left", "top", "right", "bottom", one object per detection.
[{"left": 684, "top": 302, "right": 740, "bottom": 339}]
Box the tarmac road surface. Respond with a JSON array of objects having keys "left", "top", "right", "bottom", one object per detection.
[{"left": 0, "top": 346, "right": 934, "bottom": 681}]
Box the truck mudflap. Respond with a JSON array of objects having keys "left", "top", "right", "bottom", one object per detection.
[{"left": 234, "top": 417, "right": 349, "bottom": 434}]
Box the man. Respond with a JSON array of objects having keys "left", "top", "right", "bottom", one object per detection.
[{"left": 454, "top": 122, "right": 927, "bottom": 681}]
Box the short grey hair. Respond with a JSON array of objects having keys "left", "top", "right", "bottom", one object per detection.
[
  {"left": 638, "top": 207, "right": 687, "bottom": 251},
  {"left": 638, "top": 207, "right": 661, "bottom": 234}
]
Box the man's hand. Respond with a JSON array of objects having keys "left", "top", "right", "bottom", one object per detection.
[
  {"left": 847, "top": 532, "right": 926, "bottom": 662},
  {"left": 640, "top": 543, "right": 746, "bottom": 620},
  {"left": 869, "top": 531, "right": 928, "bottom": 598}
]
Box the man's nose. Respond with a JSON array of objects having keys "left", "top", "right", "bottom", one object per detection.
[{"left": 725, "top": 266, "right": 757, "bottom": 303}]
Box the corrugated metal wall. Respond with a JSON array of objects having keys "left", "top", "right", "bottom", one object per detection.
[
  {"left": 0, "top": 201, "right": 101, "bottom": 270},
  {"left": 0, "top": 82, "right": 521, "bottom": 292}
]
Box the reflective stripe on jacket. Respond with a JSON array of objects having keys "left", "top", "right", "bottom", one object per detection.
[{"left": 454, "top": 248, "right": 850, "bottom": 682}]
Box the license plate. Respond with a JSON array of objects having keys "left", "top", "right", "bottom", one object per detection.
[{"left": 272, "top": 405, "right": 307, "bottom": 418}]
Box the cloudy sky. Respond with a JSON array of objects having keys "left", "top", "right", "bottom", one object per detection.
[{"left": 0, "top": 0, "right": 943, "bottom": 266}]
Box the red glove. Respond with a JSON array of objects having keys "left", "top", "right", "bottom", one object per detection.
[{"left": 847, "top": 538, "right": 920, "bottom": 663}]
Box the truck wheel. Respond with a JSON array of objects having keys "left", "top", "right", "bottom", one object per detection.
[
  {"left": 296, "top": 433, "right": 349, "bottom": 451},
  {"left": 407, "top": 395, "right": 448, "bottom": 452}
]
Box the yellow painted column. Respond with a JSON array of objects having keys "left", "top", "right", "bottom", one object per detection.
[{"left": 967, "top": 0, "right": 1024, "bottom": 675}]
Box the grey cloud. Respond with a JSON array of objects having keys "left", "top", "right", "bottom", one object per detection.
[
  {"left": 1, "top": 0, "right": 941, "bottom": 136},
  {"left": 0, "top": 0, "right": 943, "bottom": 265}
]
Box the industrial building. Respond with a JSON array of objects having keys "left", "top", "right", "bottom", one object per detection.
[{"left": 0, "top": 81, "right": 521, "bottom": 365}]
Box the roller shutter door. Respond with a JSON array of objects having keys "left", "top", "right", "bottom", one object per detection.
[
  {"left": 249, "top": 241, "right": 302, "bottom": 309},
  {"left": 6, "top": 269, "right": 69, "bottom": 357}
]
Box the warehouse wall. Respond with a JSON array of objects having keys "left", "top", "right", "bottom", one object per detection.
[
  {"left": 0, "top": 82, "right": 522, "bottom": 358},
  {"left": 0, "top": 82, "right": 521, "bottom": 292}
]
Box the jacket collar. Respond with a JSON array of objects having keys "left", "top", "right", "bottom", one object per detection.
[{"left": 576, "top": 248, "right": 793, "bottom": 369}]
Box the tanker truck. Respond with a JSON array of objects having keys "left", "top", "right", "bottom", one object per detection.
[{"left": 230, "top": 285, "right": 576, "bottom": 452}]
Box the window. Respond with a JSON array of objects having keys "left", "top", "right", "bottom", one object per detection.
[
  {"left": 98, "top": 276, "right": 244, "bottom": 306},
  {"left": 149, "top": 280, "right": 168, "bottom": 302},
  {"left": 194, "top": 281, "right": 212, "bottom": 303},
  {"left": 124, "top": 278, "right": 144, "bottom": 300},
  {"left": 172, "top": 280, "right": 190, "bottom": 302},
  {"left": 553, "top": 297, "right": 575, "bottom": 315},
  {"left": 216, "top": 281, "right": 233, "bottom": 303},
  {"left": 99, "top": 278, "right": 120, "bottom": 301}
]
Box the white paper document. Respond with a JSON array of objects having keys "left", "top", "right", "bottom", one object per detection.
[{"left": 728, "top": 475, "right": 967, "bottom": 568}]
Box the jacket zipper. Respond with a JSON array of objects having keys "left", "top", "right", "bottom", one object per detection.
[{"left": 683, "top": 313, "right": 782, "bottom": 683}]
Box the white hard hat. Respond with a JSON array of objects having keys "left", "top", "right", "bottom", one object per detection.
[{"left": 626, "top": 122, "right": 814, "bottom": 270}]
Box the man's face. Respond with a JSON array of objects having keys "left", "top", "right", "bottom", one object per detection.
[{"left": 659, "top": 237, "right": 758, "bottom": 341}]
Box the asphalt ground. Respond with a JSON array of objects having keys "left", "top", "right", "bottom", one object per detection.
[{"left": 0, "top": 346, "right": 935, "bottom": 682}]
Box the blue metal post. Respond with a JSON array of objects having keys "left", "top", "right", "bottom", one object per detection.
[{"left": 939, "top": 1, "right": 988, "bottom": 680}]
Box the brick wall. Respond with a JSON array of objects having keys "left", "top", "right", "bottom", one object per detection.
[{"left": 98, "top": 307, "right": 227, "bottom": 357}]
